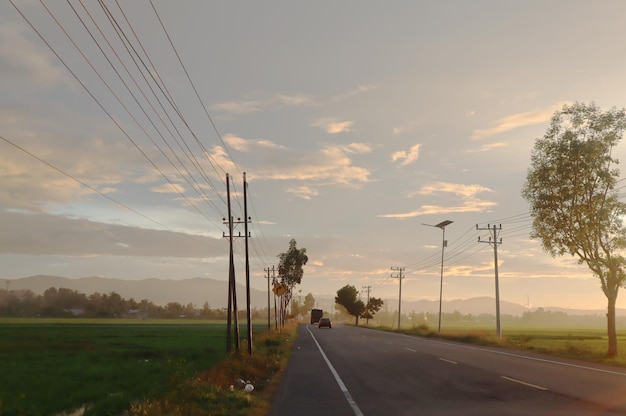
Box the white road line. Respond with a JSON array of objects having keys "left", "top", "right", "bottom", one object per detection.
[
  {"left": 306, "top": 326, "right": 365, "bottom": 416},
  {"left": 405, "top": 347, "right": 417, "bottom": 352},
  {"left": 501, "top": 376, "right": 549, "bottom": 391},
  {"left": 412, "top": 336, "right": 626, "bottom": 377},
  {"left": 438, "top": 357, "right": 458, "bottom": 365}
]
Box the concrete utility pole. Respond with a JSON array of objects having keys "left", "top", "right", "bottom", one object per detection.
[
  {"left": 391, "top": 267, "right": 405, "bottom": 329},
  {"left": 477, "top": 223, "right": 503, "bottom": 339}
]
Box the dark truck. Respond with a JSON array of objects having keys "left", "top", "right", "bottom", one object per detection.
[{"left": 310, "top": 308, "right": 323, "bottom": 324}]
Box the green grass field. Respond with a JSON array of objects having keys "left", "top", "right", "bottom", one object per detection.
[{"left": 0, "top": 319, "right": 264, "bottom": 416}]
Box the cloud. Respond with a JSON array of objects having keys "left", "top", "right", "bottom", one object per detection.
[
  {"left": 0, "top": 210, "right": 223, "bottom": 258},
  {"left": 311, "top": 118, "right": 354, "bottom": 134},
  {"left": 417, "top": 182, "right": 492, "bottom": 198},
  {"left": 151, "top": 183, "right": 186, "bottom": 194},
  {"left": 224, "top": 134, "right": 286, "bottom": 152},
  {"left": 342, "top": 143, "right": 373, "bottom": 154},
  {"left": 205, "top": 145, "right": 238, "bottom": 175},
  {"left": 392, "top": 121, "right": 421, "bottom": 135},
  {"left": 286, "top": 186, "right": 319, "bottom": 200},
  {"left": 471, "top": 105, "right": 564, "bottom": 140},
  {"left": 466, "top": 142, "right": 508, "bottom": 152},
  {"left": 331, "top": 84, "right": 378, "bottom": 102},
  {"left": 210, "top": 93, "right": 315, "bottom": 115},
  {"left": 210, "top": 100, "right": 262, "bottom": 114},
  {"left": 273, "top": 94, "right": 314, "bottom": 106},
  {"left": 391, "top": 143, "right": 421, "bottom": 166},
  {"left": 378, "top": 181, "right": 496, "bottom": 219},
  {"left": 0, "top": 122, "right": 142, "bottom": 212},
  {"left": 210, "top": 86, "right": 372, "bottom": 117},
  {"left": 220, "top": 136, "right": 371, "bottom": 187},
  {"left": 0, "top": 22, "right": 65, "bottom": 88}
]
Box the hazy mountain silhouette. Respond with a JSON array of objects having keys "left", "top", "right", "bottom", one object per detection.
[
  {"left": 7, "top": 275, "right": 625, "bottom": 317},
  {"left": 309, "top": 294, "right": 626, "bottom": 317},
  {"left": 8, "top": 275, "right": 269, "bottom": 309}
]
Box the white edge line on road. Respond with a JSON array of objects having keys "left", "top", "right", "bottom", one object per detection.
[
  {"left": 501, "top": 376, "right": 549, "bottom": 391},
  {"left": 413, "top": 336, "right": 626, "bottom": 377},
  {"left": 306, "top": 325, "right": 365, "bottom": 416},
  {"left": 438, "top": 357, "right": 458, "bottom": 365},
  {"left": 405, "top": 347, "right": 417, "bottom": 352}
]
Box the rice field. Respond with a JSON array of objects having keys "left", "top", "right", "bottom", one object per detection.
[{"left": 0, "top": 319, "right": 261, "bottom": 416}]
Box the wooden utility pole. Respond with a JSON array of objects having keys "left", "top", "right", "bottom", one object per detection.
[{"left": 477, "top": 223, "right": 503, "bottom": 338}]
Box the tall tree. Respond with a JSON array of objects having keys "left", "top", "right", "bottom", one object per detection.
[
  {"left": 335, "top": 285, "right": 365, "bottom": 325},
  {"left": 522, "top": 102, "right": 626, "bottom": 357},
  {"left": 303, "top": 293, "right": 316, "bottom": 312},
  {"left": 277, "top": 239, "right": 308, "bottom": 324}
]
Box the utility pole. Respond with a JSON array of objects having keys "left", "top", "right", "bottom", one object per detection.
[
  {"left": 264, "top": 267, "right": 272, "bottom": 329},
  {"left": 243, "top": 173, "right": 252, "bottom": 355},
  {"left": 362, "top": 285, "right": 371, "bottom": 304},
  {"left": 477, "top": 223, "right": 503, "bottom": 339},
  {"left": 362, "top": 285, "right": 372, "bottom": 324},
  {"left": 222, "top": 173, "right": 251, "bottom": 353},
  {"left": 272, "top": 266, "right": 279, "bottom": 332},
  {"left": 391, "top": 267, "right": 405, "bottom": 329},
  {"left": 223, "top": 173, "right": 237, "bottom": 353}
]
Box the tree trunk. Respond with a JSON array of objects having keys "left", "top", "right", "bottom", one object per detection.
[
  {"left": 607, "top": 292, "right": 618, "bottom": 358},
  {"left": 355, "top": 315, "right": 359, "bottom": 326}
]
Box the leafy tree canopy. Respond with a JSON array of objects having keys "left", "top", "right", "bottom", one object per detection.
[
  {"left": 522, "top": 102, "right": 626, "bottom": 357},
  {"left": 362, "top": 297, "right": 384, "bottom": 321},
  {"left": 303, "top": 293, "right": 315, "bottom": 311},
  {"left": 335, "top": 285, "right": 365, "bottom": 325},
  {"left": 278, "top": 239, "right": 308, "bottom": 292}
]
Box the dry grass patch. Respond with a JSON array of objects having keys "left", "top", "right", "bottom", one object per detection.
[{"left": 124, "top": 323, "right": 297, "bottom": 416}]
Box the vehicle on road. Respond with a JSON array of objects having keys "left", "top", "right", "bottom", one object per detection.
[
  {"left": 310, "top": 308, "right": 323, "bottom": 324},
  {"left": 318, "top": 317, "right": 332, "bottom": 328}
]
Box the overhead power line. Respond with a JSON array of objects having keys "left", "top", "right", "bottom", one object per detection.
[
  {"left": 10, "top": 1, "right": 279, "bottom": 272},
  {"left": 0, "top": 135, "right": 212, "bottom": 248}
]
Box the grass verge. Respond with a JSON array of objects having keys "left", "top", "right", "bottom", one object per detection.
[
  {"left": 123, "top": 322, "right": 297, "bottom": 416},
  {"left": 380, "top": 323, "right": 626, "bottom": 367}
]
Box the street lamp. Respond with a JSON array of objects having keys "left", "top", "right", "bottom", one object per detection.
[{"left": 422, "top": 220, "right": 453, "bottom": 334}]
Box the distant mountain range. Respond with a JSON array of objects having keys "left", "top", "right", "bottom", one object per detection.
[
  {"left": 7, "top": 275, "right": 269, "bottom": 310},
  {"left": 6, "top": 275, "right": 626, "bottom": 317},
  {"left": 394, "top": 296, "right": 626, "bottom": 317}
]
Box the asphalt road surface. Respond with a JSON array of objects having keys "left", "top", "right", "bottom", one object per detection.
[{"left": 269, "top": 324, "right": 626, "bottom": 416}]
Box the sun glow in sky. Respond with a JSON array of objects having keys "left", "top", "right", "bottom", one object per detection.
[{"left": 2, "top": 1, "right": 626, "bottom": 311}]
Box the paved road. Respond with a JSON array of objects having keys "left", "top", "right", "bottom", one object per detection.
[{"left": 269, "top": 324, "right": 626, "bottom": 416}]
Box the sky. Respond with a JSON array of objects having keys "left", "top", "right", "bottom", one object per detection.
[{"left": 2, "top": 1, "right": 626, "bottom": 312}]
